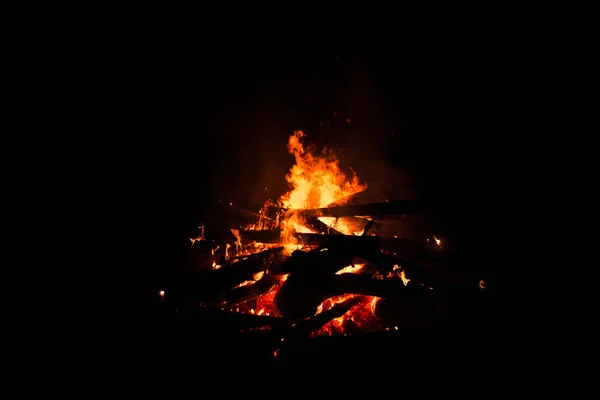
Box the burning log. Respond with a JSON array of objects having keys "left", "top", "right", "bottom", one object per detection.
[
  {"left": 374, "top": 298, "right": 441, "bottom": 329},
  {"left": 304, "top": 216, "right": 343, "bottom": 235},
  {"left": 236, "top": 230, "right": 427, "bottom": 268},
  {"left": 274, "top": 271, "right": 435, "bottom": 320},
  {"left": 226, "top": 273, "right": 281, "bottom": 304},
  {"left": 283, "top": 297, "right": 362, "bottom": 339},
  {"left": 362, "top": 219, "right": 375, "bottom": 236},
  {"left": 237, "top": 229, "right": 282, "bottom": 243},
  {"left": 273, "top": 273, "right": 326, "bottom": 320},
  {"left": 330, "top": 274, "right": 435, "bottom": 300},
  {"left": 207, "top": 256, "right": 269, "bottom": 289},
  {"left": 226, "top": 246, "right": 284, "bottom": 264},
  {"left": 167, "top": 253, "right": 275, "bottom": 305},
  {"left": 270, "top": 200, "right": 421, "bottom": 220}
]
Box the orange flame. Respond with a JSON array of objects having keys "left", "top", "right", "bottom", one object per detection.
[
  {"left": 278, "top": 131, "right": 367, "bottom": 243},
  {"left": 335, "top": 263, "right": 365, "bottom": 275},
  {"left": 399, "top": 270, "right": 410, "bottom": 286}
]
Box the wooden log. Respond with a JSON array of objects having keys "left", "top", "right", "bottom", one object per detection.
[
  {"left": 237, "top": 229, "right": 436, "bottom": 280},
  {"left": 362, "top": 219, "right": 375, "bottom": 236},
  {"left": 274, "top": 273, "right": 332, "bottom": 320},
  {"left": 237, "top": 229, "right": 282, "bottom": 243},
  {"left": 365, "top": 251, "right": 437, "bottom": 287},
  {"left": 284, "top": 297, "right": 362, "bottom": 339},
  {"left": 167, "top": 255, "right": 274, "bottom": 305},
  {"left": 329, "top": 274, "right": 435, "bottom": 300},
  {"left": 226, "top": 273, "right": 282, "bottom": 304},
  {"left": 304, "top": 217, "right": 343, "bottom": 235},
  {"left": 274, "top": 270, "right": 435, "bottom": 320},
  {"left": 226, "top": 246, "right": 284, "bottom": 264},
  {"left": 374, "top": 298, "right": 441, "bottom": 329},
  {"left": 238, "top": 230, "right": 381, "bottom": 251},
  {"left": 237, "top": 230, "right": 426, "bottom": 262},
  {"left": 280, "top": 248, "right": 354, "bottom": 276},
  {"left": 269, "top": 200, "right": 421, "bottom": 219}
]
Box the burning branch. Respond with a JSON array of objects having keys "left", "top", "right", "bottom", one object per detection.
[{"left": 270, "top": 199, "right": 421, "bottom": 220}]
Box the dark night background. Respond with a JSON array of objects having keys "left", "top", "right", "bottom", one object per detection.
[{"left": 106, "top": 34, "right": 533, "bottom": 369}]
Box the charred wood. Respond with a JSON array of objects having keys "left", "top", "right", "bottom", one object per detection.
[
  {"left": 238, "top": 230, "right": 381, "bottom": 254},
  {"left": 274, "top": 273, "right": 333, "bottom": 320},
  {"left": 324, "top": 191, "right": 366, "bottom": 207},
  {"left": 269, "top": 200, "right": 420, "bottom": 219},
  {"left": 235, "top": 230, "right": 435, "bottom": 284},
  {"left": 274, "top": 272, "right": 435, "bottom": 320},
  {"left": 280, "top": 248, "right": 355, "bottom": 275},
  {"left": 330, "top": 274, "right": 435, "bottom": 300},
  {"left": 237, "top": 229, "right": 282, "bottom": 243},
  {"left": 226, "top": 273, "right": 281, "bottom": 304},
  {"left": 226, "top": 246, "right": 284, "bottom": 264},
  {"left": 167, "top": 255, "right": 273, "bottom": 305},
  {"left": 284, "top": 297, "right": 362, "bottom": 339},
  {"left": 304, "top": 216, "right": 343, "bottom": 235}
]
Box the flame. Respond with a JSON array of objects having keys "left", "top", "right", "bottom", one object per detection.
[
  {"left": 335, "top": 263, "right": 365, "bottom": 275},
  {"left": 317, "top": 217, "right": 363, "bottom": 236},
  {"left": 189, "top": 226, "right": 205, "bottom": 247},
  {"left": 278, "top": 131, "right": 367, "bottom": 243},
  {"left": 231, "top": 271, "right": 266, "bottom": 288},
  {"left": 392, "top": 264, "right": 410, "bottom": 285},
  {"left": 253, "top": 274, "right": 288, "bottom": 316},
  {"left": 399, "top": 270, "right": 410, "bottom": 286},
  {"left": 284, "top": 243, "right": 304, "bottom": 254}
]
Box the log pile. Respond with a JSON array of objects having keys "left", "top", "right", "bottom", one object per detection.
[{"left": 159, "top": 200, "right": 488, "bottom": 360}]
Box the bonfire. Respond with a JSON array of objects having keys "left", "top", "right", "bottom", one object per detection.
[{"left": 161, "top": 130, "right": 483, "bottom": 358}]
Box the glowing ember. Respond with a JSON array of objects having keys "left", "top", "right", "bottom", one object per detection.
[
  {"left": 232, "top": 271, "right": 266, "bottom": 289},
  {"left": 335, "top": 263, "right": 365, "bottom": 275},
  {"left": 311, "top": 294, "right": 381, "bottom": 337},
  {"left": 158, "top": 290, "right": 165, "bottom": 298},
  {"left": 399, "top": 270, "right": 410, "bottom": 286}
]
